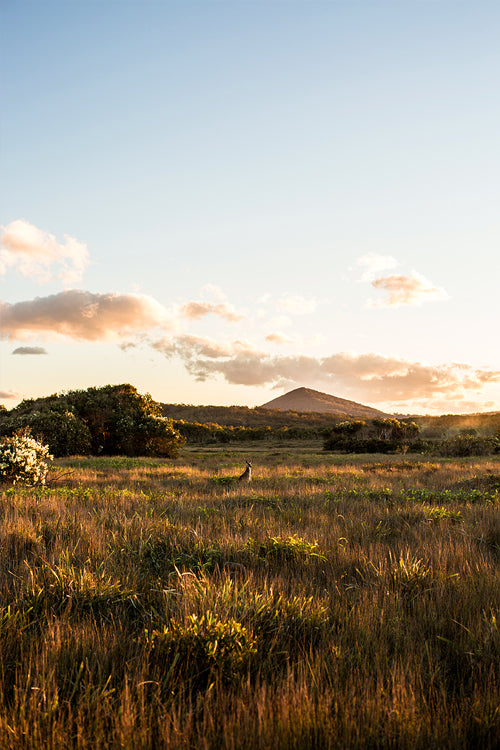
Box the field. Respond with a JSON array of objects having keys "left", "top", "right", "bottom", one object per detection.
[{"left": 1, "top": 446, "right": 500, "bottom": 749}]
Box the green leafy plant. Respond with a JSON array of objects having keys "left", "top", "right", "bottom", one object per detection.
[
  {"left": 427, "top": 507, "right": 463, "bottom": 522},
  {"left": 247, "top": 534, "right": 326, "bottom": 563},
  {"left": 387, "top": 551, "right": 433, "bottom": 599},
  {"left": 146, "top": 612, "right": 256, "bottom": 686}
]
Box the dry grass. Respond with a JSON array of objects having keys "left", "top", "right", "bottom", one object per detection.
[{"left": 0, "top": 449, "right": 499, "bottom": 748}]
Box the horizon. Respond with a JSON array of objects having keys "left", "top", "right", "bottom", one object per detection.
[
  {"left": 3, "top": 381, "right": 498, "bottom": 420},
  {"left": 1, "top": 1, "right": 499, "bottom": 416}
]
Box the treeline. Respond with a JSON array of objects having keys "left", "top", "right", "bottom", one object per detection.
[
  {"left": 1, "top": 385, "right": 184, "bottom": 458},
  {"left": 171, "top": 420, "right": 326, "bottom": 444},
  {"left": 324, "top": 418, "right": 421, "bottom": 454},
  {"left": 162, "top": 403, "right": 346, "bottom": 430},
  {"left": 2, "top": 386, "right": 499, "bottom": 457},
  {"left": 323, "top": 418, "right": 500, "bottom": 456},
  {"left": 163, "top": 402, "right": 500, "bottom": 436}
]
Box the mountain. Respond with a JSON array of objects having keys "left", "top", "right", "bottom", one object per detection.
[{"left": 260, "top": 387, "right": 389, "bottom": 418}]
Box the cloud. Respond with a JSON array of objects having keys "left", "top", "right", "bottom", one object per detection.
[
  {"left": 12, "top": 346, "right": 48, "bottom": 355},
  {"left": 0, "top": 219, "right": 90, "bottom": 284},
  {"left": 0, "top": 290, "right": 173, "bottom": 342},
  {"left": 152, "top": 339, "right": 500, "bottom": 405},
  {"left": 275, "top": 294, "right": 317, "bottom": 315},
  {"left": 0, "top": 389, "right": 19, "bottom": 400},
  {"left": 151, "top": 334, "right": 258, "bottom": 363},
  {"left": 357, "top": 252, "right": 399, "bottom": 281},
  {"left": 356, "top": 254, "right": 449, "bottom": 308},
  {"left": 368, "top": 271, "right": 449, "bottom": 307},
  {"left": 179, "top": 301, "right": 244, "bottom": 322},
  {"left": 152, "top": 334, "right": 235, "bottom": 360},
  {"left": 265, "top": 315, "right": 292, "bottom": 329},
  {"left": 265, "top": 332, "right": 295, "bottom": 345},
  {"left": 201, "top": 283, "right": 227, "bottom": 301}
]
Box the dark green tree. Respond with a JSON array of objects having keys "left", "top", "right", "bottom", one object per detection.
[{"left": 2, "top": 384, "right": 184, "bottom": 458}]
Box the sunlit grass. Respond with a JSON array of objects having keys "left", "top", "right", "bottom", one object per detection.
[{"left": 0, "top": 450, "right": 499, "bottom": 748}]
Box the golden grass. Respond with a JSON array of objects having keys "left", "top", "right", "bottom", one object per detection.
[{"left": 0, "top": 450, "right": 499, "bottom": 748}]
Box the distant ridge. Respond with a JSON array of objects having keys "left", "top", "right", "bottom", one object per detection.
[{"left": 260, "top": 387, "right": 389, "bottom": 418}]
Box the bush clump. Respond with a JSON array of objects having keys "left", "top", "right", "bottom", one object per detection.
[
  {"left": 146, "top": 612, "right": 256, "bottom": 687},
  {"left": 436, "top": 434, "right": 500, "bottom": 457},
  {"left": 324, "top": 418, "right": 421, "bottom": 454},
  {"left": 1, "top": 384, "right": 185, "bottom": 458},
  {"left": 0, "top": 430, "right": 53, "bottom": 485}
]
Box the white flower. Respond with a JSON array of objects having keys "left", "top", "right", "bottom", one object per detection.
[{"left": 0, "top": 433, "right": 53, "bottom": 485}]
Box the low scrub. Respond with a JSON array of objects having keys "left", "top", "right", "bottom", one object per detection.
[{"left": 146, "top": 612, "right": 256, "bottom": 690}]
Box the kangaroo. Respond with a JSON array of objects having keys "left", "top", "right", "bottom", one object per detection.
[{"left": 238, "top": 459, "right": 252, "bottom": 482}]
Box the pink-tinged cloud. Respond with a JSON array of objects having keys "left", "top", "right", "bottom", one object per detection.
[
  {"left": 179, "top": 301, "right": 244, "bottom": 322},
  {"left": 0, "top": 219, "right": 90, "bottom": 284},
  {"left": 265, "top": 332, "right": 295, "bottom": 345},
  {"left": 0, "top": 290, "right": 173, "bottom": 342},
  {"left": 0, "top": 389, "right": 19, "bottom": 400},
  {"left": 151, "top": 335, "right": 258, "bottom": 362},
  {"left": 368, "top": 271, "right": 449, "bottom": 307},
  {"left": 152, "top": 337, "right": 500, "bottom": 405}
]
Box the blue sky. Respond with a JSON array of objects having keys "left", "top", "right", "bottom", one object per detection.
[{"left": 1, "top": 0, "right": 499, "bottom": 414}]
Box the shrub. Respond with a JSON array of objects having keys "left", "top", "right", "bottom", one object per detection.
[
  {"left": 323, "top": 418, "right": 422, "bottom": 453},
  {"left": 436, "top": 435, "right": 500, "bottom": 457},
  {"left": 146, "top": 612, "right": 256, "bottom": 686},
  {"left": 247, "top": 534, "right": 326, "bottom": 563},
  {"left": 0, "top": 430, "right": 53, "bottom": 485}
]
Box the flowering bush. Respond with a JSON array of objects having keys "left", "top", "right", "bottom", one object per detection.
[{"left": 0, "top": 430, "right": 53, "bottom": 485}]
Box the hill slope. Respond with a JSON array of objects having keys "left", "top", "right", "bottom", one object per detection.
[{"left": 260, "top": 387, "right": 389, "bottom": 418}]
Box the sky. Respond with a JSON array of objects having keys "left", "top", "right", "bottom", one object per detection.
[{"left": 1, "top": 0, "right": 499, "bottom": 415}]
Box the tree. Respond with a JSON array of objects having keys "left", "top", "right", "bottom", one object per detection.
[
  {"left": 1, "top": 384, "right": 185, "bottom": 458},
  {"left": 1, "top": 404, "right": 91, "bottom": 457}
]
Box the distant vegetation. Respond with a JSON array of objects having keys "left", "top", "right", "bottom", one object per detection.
[
  {"left": 323, "top": 417, "right": 422, "bottom": 454},
  {"left": 165, "top": 405, "right": 500, "bottom": 456},
  {"left": 323, "top": 417, "right": 500, "bottom": 456},
  {"left": 162, "top": 401, "right": 347, "bottom": 430},
  {"left": 2, "top": 386, "right": 500, "bottom": 457}
]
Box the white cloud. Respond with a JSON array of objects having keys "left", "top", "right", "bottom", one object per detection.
[
  {"left": 357, "top": 252, "right": 399, "bottom": 282},
  {"left": 275, "top": 294, "right": 317, "bottom": 315},
  {"left": 266, "top": 315, "right": 292, "bottom": 329},
  {"left": 201, "top": 283, "right": 227, "bottom": 301},
  {"left": 0, "top": 219, "right": 90, "bottom": 284}
]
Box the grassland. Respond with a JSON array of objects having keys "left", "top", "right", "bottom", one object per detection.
[{"left": 1, "top": 447, "right": 500, "bottom": 749}]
